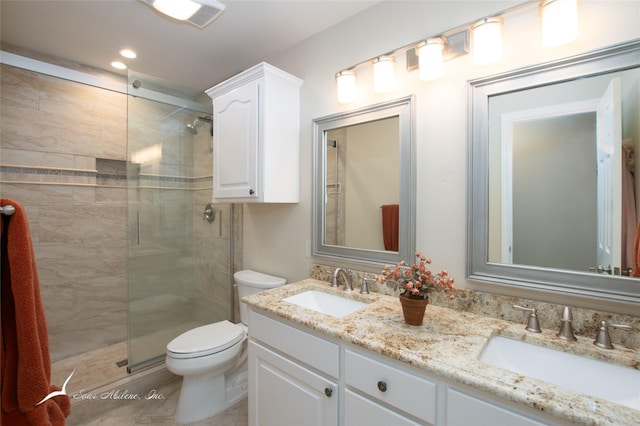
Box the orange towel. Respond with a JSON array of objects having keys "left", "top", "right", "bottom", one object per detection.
[
  {"left": 381, "top": 204, "right": 399, "bottom": 252},
  {"left": 1, "top": 199, "right": 70, "bottom": 425}
]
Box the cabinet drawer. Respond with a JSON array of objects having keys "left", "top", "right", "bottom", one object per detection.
[
  {"left": 344, "top": 390, "right": 422, "bottom": 426},
  {"left": 345, "top": 349, "right": 436, "bottom": 424},
  {"left": 249, "top": 310, "right": 339, "bottom": 378}
]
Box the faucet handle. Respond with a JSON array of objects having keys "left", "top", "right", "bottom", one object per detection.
[
  {"left": 513, "top": 305, "right": 542, "bottom": 333},
  {"left": 360, "top": 278, "right": 375, "bottom": 295},
  {"left": 556, "top": 306, "right": 577, "bottom": 341},
  {"left": 594, "top": 320, "right": 633, "bottom": 349}
]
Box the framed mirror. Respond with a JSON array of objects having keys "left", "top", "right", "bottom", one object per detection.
[
  {"left": 312, "top": 96, "right": 415, "bottom": 266},
  {"left": 468, "top": 40, "right": 640, "bottom": 305}
]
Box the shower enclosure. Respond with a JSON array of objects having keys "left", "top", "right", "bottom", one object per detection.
[
  {"left": 0, "top": 58, "right": 233, "bottom": 393},
  {"left": 126, "top": 72, "right": 233, "bottom": 372}
]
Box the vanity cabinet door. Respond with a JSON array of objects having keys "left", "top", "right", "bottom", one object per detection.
[
  {"left": 249, "top": 341, "right": 338, "bottom": 426},
  {"left": 446, "top": 389, "right": 547, "bottom": 426}
]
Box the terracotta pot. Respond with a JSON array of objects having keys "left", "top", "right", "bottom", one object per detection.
[{"left": 399, "top": 295, "right": 428, "bottom": 325}]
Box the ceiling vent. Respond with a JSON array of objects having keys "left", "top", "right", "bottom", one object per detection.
[{"left": 141, "top": 0, "right": 226, "bottom": 29}]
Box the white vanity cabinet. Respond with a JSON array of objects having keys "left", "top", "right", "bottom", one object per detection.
[
  {"left": 248, "top": 310, "right": 339, "bottom": 426},
  {"left": 206, "top": 62, "right": 302, "bottom": 203},
  {"left": 248, "top": 308, "right": 558, "bottom": 426}
]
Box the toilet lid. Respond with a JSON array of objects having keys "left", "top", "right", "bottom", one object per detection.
[{"left": 166, "top": 321, "right": 245, "bottom": 358}]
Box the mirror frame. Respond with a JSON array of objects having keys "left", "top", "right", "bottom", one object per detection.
[
  {"left": 312, "top": 96, "right": 416, "bottom": 266},
  {"left": 468, "top": 40, "right": 640, "bottom": 305}
]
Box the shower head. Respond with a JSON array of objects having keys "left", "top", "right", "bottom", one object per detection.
[{"left": 186, "top": 116, "right": 213, "bottom": 136}]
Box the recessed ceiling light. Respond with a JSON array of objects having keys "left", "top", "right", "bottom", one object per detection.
[
  {"left": 111, "top": 61, "right": 127, "bottom": 70},
  {"left": 120, "top": 49, "right": 137, "bottom": 59}
]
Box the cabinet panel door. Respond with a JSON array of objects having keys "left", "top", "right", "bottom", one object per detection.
[
  {"left": 213, "top": 79, "right": 259, "bottom": 200},
  {"left": 344, "top": 390, "right": 424, "bottom": 426},
  {"left": 249, "top": 341, "right": 338, "bottom": 426},
  {"left": 447, "top": 389, "right": 546, "bottom": 426}
]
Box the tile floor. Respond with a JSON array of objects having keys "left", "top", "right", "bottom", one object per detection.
[
  {"left": 53, "top": 342, "right": 248, "bottom": 425},
  {"left": 67, "top": 371, "right": 248, "bottom": 425}
]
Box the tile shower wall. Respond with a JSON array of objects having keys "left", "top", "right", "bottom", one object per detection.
[{"left": 0, "top": 64, "right": 127, "bottom": 360}]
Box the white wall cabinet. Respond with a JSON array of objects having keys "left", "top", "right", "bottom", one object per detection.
[
  {"left": 206, "top": 62, "right": 302, "bottom": 203},
  {"left": 248, "top": 309, "right": 557, "bottom": 426}
]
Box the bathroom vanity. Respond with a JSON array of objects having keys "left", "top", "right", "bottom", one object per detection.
[{"left": 243, "top": 280, "right": 640, "bottom": 426}]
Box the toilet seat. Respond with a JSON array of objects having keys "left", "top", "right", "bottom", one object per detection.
[{"left": 167, "top": 320, "right": 245, "bottom": 359}]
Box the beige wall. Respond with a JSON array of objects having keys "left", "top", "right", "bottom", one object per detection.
[{"left": 243, "top": 1, "right": 640, "bottom": 312}]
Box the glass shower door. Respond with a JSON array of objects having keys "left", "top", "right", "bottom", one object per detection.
[{"left": 126, "top": 77, "right": 232, "bottom": 372}]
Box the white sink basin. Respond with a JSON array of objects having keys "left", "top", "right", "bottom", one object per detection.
[
  {"left": 283, "top": 290, "right": 369, "bottom": 318},
  {"left": 479, "top": 336, "right": 640, "bottom": 410}
]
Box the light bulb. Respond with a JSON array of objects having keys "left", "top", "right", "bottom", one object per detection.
[
  {"left": 417, "top": 38, "right": 445, "bottom": 80},
  {"left": 472, "top": 17, "right": 503, "bottom": 65}
]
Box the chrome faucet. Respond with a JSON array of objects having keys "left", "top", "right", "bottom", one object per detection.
[
  {"left": 513, "top": 305, "right": 542, "bottom": 333},
  {"left": 594, "top": 320, "right": 633, "bottom": 349},
  {"left": 556, "top": 306, "right": 577, "bottom": 341},
  {"left": 332, "top": 268, "right": 353, "bottom": 291}
]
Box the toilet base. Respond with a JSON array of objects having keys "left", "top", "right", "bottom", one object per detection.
[{"left": 174, "top": 365, "right": 248, "bottom": 424}]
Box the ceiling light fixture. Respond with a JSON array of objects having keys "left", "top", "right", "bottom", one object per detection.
[
  {"left": 111, "top": 61, "right": 127, "bottom": 70},
  {"left": 152, "top": 0, "right": 201, "bottom": 20},
  {"left": 119, "top": 49, "right": 137, "bottom": 59},
  {"left": 541, "top": 0, "right": 578, "bottom": 47},
  {"left": 472, "top": 17, "right": 503, "bottom": 65},
  {"left": 140, "top": 0, "right": 226, "bottom": 29}
]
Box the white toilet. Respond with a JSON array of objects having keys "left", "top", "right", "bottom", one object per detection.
[{"left": 165, "top": 270, "right": 286, "bottom": 424}]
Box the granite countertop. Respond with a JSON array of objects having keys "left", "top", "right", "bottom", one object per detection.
[{"left": 242, "top": 279, "right": 640, "bottom": 426}]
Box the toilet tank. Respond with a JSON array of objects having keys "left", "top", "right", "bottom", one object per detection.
[{"left": 235, "top": 270, "right": 286, "bottom": 324}]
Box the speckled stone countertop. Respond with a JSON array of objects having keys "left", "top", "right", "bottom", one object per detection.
[{"left": 243, "top": 279, "right": 640, "bottom": 426}]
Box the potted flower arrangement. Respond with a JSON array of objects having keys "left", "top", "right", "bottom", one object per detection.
[{"left": 376, "top": 251, "right": 455, "bottom": 325}]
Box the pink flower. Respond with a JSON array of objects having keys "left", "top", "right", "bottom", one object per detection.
[{"left": 411, "top": 288, "right": 420, "bottom": 296}]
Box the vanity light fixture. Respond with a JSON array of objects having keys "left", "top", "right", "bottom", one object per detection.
[
  {"left": 417, "top": 37, "right": 445, "bottom": 80},
  {"left": 336, "top": 70, "right": 357, "bottom": 104},
  {"left": 541, "top": 0, "right": 578, "bottom": 47},
  {"left": 373, "top": 55, "right": 396, "bottom": 93},
  {"left": 140, "top": 0, "right": 225, "bottom": 28},
  {"left": 472, "top": 17, "right": 503, "bottom": 65}
]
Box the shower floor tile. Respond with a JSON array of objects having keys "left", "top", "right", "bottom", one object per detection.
[{"left": 51, "top": 341, "right": 129, "bottom": 397}]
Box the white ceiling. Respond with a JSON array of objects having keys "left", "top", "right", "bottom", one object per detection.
[{"left": 0, "top": 0, "right": 380, "bottom": 95}]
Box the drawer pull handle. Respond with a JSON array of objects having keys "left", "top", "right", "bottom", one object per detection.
[
  {"left": 377, "top": 381, "right": 387, "bottom": 392},
  {"left": 324, "top": 387, "right": 333, "bottom": 397},
  {"left": 249, "top": 189, "right": 255, "bottom": 195}
]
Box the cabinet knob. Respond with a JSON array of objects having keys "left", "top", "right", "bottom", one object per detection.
[
  {"left": 377, "top": 381, "right": 387, "bottom": 392},
  {"left": 324, "top": 387, "right": 333, "bottom": 397},
  {"left": 249, "top": 189, "right": 255, "bottom": 195}
]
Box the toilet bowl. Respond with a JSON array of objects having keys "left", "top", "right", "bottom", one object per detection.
[{"left": 165, "top": 270, "right": 286, "bottom": 424}]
